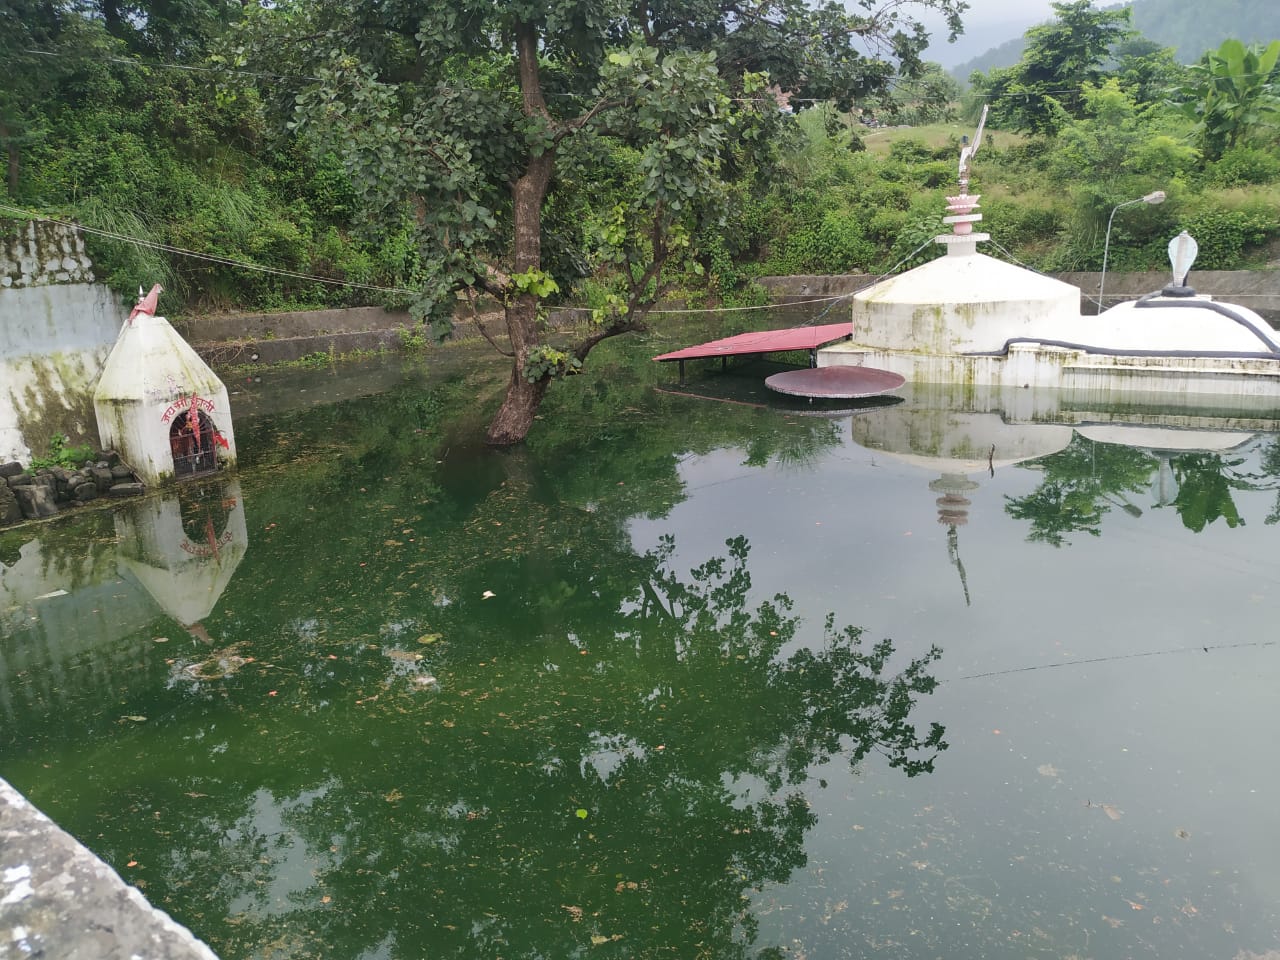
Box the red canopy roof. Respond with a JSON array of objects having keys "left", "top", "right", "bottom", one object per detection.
[{"left": 653, "top": 323, "right": 852, "bottom": 362}]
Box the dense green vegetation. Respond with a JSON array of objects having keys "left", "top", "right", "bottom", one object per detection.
[{"left": 3, "top": 0, "right": 1278, "bottom": 440}]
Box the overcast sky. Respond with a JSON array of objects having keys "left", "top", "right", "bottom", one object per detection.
[{"left": 913, "top": 0, "right": 1067, "bottom": 67}]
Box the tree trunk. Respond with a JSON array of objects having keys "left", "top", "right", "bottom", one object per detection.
[
  {"left": 484, "top": 20, "right": 555, "bottom": 446},
  {"left": 485, "top": 365, "right": 550, "bottom": 445}
]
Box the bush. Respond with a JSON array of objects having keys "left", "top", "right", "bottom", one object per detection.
[
  {"left": 1206, "top": 147, "right": 1280, "bottom": 187},
  {"left": 1180, "top": 208, "right": 1276, "bottom": 268}
]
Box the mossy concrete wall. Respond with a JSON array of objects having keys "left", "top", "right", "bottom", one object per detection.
[{"left": 0, "top": 219, "right": 125, "bottom": 464}]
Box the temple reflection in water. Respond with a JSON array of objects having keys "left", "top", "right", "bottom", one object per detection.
[{"left": 0, "top": 479, "right": 247, "bottom": 724}]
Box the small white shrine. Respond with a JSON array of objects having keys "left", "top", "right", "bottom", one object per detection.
[{"left": 93, "top": 285, "right": 237, "bottom": 486}]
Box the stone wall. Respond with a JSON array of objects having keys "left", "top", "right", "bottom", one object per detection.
[
  {"left": 1, "top": 452, "right": 144, "bottom": 527},
  {"left": 0, "top": 218, "right": 96, "bottom": 288},
  {"left": 757, "top": 269, "right": 1280, "bottom": 322},
  {"left": 0, "top": 219, "right": 125, "bottom": 464}
]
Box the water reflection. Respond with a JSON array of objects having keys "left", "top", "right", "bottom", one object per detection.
[
  {"left": 5, "top": 360, "right": 1280, "bottom": 960},
  {"left": 115, "top": 479, "right": 248, "bottom": 641},
  {"left": 4, "top": 529, "right": 947, "bottom": 959},
  {"left": 844, "top": 383, "right": 1280, "bottom": 545},
  {"left": 0, "top": 479, "right": 247, "bottom": 727}
]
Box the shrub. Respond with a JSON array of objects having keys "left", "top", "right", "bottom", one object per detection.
[{"left": 1206, "top": 147, "right": 1280, "bottom": 187}]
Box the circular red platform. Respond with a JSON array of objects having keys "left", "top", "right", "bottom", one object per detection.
[{"left": 764, "top": 366, "right": 905, "bottom": 399}]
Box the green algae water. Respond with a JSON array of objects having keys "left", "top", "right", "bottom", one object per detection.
[{"left": 4, "top": 339, "right": 1280, "bottom": 960}]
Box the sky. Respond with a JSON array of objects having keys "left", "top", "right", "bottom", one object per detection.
[{"left": 913, "top": 0, "right": 1066, "bottom": 67}]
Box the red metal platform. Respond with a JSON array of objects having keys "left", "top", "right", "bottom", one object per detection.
[
  {"left": 764, "top": 365, "right": 905, "bottom": 399},
  {"left": 653, "top": 322, "right": 852, "bottom": 364}
]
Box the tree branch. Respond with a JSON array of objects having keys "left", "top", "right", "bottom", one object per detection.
[
  {"left": 572, "top": 316, "right": 648, "bottom": 362},
  {"left": 465, "top": 287, "right": 514, "bottom": 357}
]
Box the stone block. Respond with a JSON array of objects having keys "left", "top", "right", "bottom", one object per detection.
[
  {"left": 0, "top": 484, "right": 21, "bottom": 525},
  {"left": 0, "top": 461, "right": 23, "bottom": 478},
  {"left": 7, "top": 473, "right": 34, "bottom": 487},
  {"left": 73, "top": 482, "right": 98, "bottom": 502},
  {"left": 108, "top": 482, "right": 146, "bottom": 498},
  {"left": 14, "top": 484, "right": 58, "bottom": 518},
  {"left": 92, "top": 466, "right": 114, "bottom": 491}
]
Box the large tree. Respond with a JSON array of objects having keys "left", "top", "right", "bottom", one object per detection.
[
  {"left": 976, "top": 0, "right": 1133, "bottom": 136},
  {"left": 226, "top": 0, "right": 966, "bottom": 444}
]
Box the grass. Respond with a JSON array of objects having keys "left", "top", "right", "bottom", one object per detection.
[{"left": 860, "top": 122, "right": 1028, "bottom": 157}]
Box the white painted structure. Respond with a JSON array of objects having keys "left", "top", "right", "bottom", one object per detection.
[
  {"left": 820, "top": 122, "right": 1280, "bottom": 403},
  {"left": 0, "top": 220, "right": 120, "bottom": 464},
  {"left": 93, "top": 300, "right": 237, "bottom": 486}
]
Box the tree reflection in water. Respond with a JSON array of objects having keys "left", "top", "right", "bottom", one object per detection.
[
  {"left": 116, "top": 536, "right": 944, "bottom": 960},
  {"left": 1006, "top": 433, "right": 1280, "bottom": 543}
]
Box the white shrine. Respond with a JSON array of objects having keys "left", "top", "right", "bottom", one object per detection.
[
  {"left": 93, "top": 285, "right": 237, "bottom": 486},
  {"left": 820, "top": 109, "right": 1280, "bottom": 401}
]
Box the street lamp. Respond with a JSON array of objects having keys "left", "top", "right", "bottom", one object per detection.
[{"left": 1096, "top": 190, "right": 1166, "bottom": 312}]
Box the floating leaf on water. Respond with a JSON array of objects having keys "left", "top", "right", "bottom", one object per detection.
[
  {"left": 121, "top": 716, "right": 147, "bottom": 723},
  {"left": 152, "top": 637, "right": 169, "bottom": 643},
  {"left": 575, "top": 808, "right": 589, "bottom": 819},
  {"left": 1036, "top": 764, "right": 1061, "bottom": 778},
  {"left": 417, "top": 634, "right": 443, "bottom": 645},
  {"left": 1174, "top": 828, "right": 1190, "bottom": 840},
  {"left": 482, "top": 590, "right": 496, "bottom": 599},
  {"left": 1101, "top": 804, "right": 1123, "bottom": 821}
]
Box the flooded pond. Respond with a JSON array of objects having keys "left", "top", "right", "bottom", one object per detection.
[{"left": 3, "top": 333, "right": 1280, "bottom": 960}]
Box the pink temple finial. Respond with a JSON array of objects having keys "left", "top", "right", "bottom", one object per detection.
[{"left": 938, "top": 105, "right": 991, "bottom": 253}]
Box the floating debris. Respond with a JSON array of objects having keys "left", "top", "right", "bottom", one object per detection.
[{"left": 181, "top": 644, "right": 251, "bottom": 681}]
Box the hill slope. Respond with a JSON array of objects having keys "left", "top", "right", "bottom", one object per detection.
[{"left": 951, "top": 0, "right": 1280, "bottom": 78}]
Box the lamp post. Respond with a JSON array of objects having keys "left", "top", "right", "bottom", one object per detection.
[{"left": 1097, "top": 190, "right": 1166, "bottom": 312}]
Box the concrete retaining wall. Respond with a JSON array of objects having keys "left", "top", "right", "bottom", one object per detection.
[
  {"left": 0, "top": 220, "right": 125, "bottom": 464},
  {"left": 757, "top": 269, "right": 1280, "bottom": 321},
  {"left": 1, "top": 778, "right": 220, "bottom": 959}
]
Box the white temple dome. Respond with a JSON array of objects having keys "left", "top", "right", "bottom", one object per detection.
[{"left": 851, "top": 251, "right": 1081, "bottom": 355}]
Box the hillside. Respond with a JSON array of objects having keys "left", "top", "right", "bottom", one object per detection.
[{"left": 951, "top": 0, "right": 1280, "bottom": 79}]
